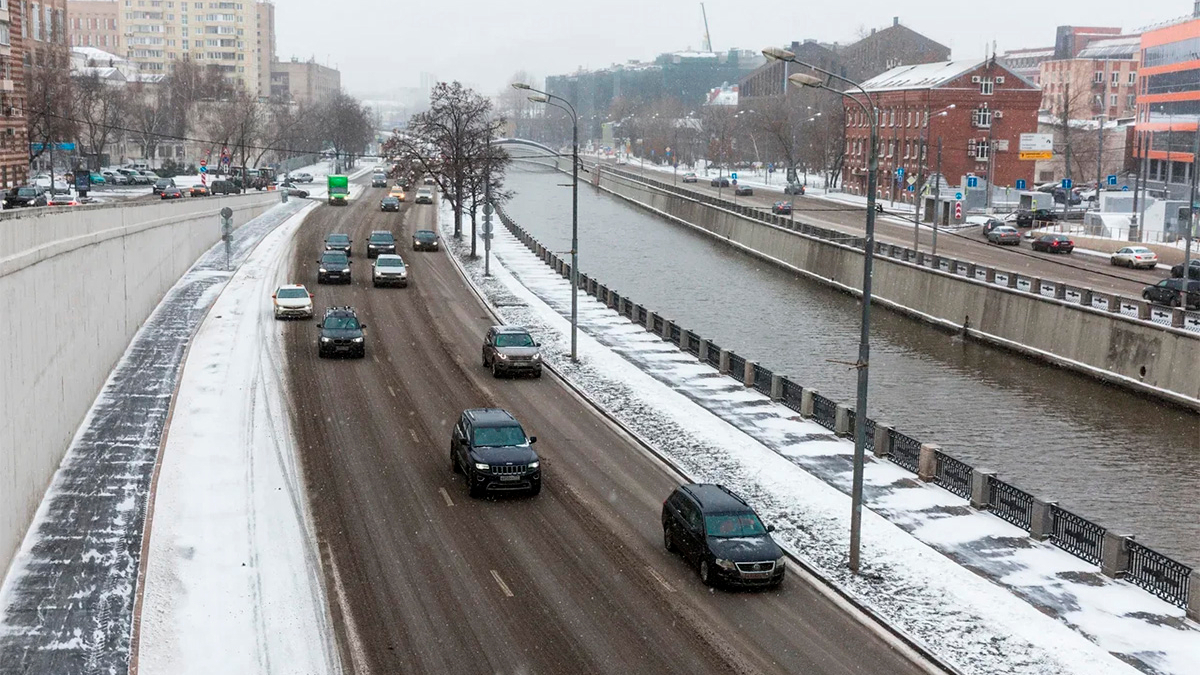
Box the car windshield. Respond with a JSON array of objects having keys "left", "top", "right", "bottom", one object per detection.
[
  {"left": 382, "top": 197, "right": 398, "bottom": 203},
  {"left": 156, "top": 180, "right": 170, "bottom": 186},
  {"left": 473, "top": 425, "right": 527, "bottom": 447},
  {"left": 377, "top": 258, "right": 403, "bottom": 267},
  {"left": 327, "top": 235, "right": 350, "bottom": 244},
  {"left": 416, "top": 230, "right": 436, "bottom": 240},
  {"left": 17, "top": 188, "right": 36, "bottom": 196},
  {"left": 1132, "top": 248, "right": 1151, "bottom": 254},
  {"left": 705, "top": 512, "right": 767, "bottom": 538},
  {"left": 370, "top": 233, "right": 394, "bottom": 243},
  {"left": 321, "top": 253, "right": 348, "bottom": 265},
  {"left": 277, "top": 288, "right": 308, "bottom": 299},
  {"left": 323, "top": 316, "right": 359, "bottom": 330},
  {"left": 496, "top": 332, "right": 534, "bottom": 348}
]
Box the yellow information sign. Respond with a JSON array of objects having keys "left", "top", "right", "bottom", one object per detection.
[{"left": 1020, "top": 151, "right": 1053, "bottom": 160}]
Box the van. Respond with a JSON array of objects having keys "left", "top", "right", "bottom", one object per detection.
[{"left": 210, "top": 180, "right": 238, "bottom": 195}]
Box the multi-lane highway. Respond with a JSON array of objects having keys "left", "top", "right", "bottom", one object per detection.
[
  {"left": 279, "top": 175, "right": 935, "bottom": 674},
  {"left": 600, "top": 160, "right": 1166, "bottom": 297}
]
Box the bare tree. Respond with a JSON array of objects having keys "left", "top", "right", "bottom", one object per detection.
[
  {"left": 319, "top": 91, "right": 374, "bottom": 168},
  {"left": 73, "top": 72, "right": 129, "bottom": 171},
  {"left": 701, "top": 105, "right": 738, "bottom": 174},
  {"left": 127, "top": 83, "right": 174, "bottom": 166},
  {"left": 27, "top": 61, "right": 75, "bottom": 168}
]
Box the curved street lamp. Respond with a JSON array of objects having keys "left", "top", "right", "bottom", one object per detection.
[{"left": 514, "top": 82, "right": 581, "bottom": 362}]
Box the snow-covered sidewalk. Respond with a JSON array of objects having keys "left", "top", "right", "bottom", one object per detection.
[
  {"left": 441, "top": 206, "right": 1199, "bottom": 675},
  {"left": 135, "top": 202, "right": 340, "bottom": 674}
]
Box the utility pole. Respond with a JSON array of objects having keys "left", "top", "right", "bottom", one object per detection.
[
  {"left": 1096, "top": 116, "right": 1105, "bottom": 212},
  {"left": 1140, "top": 130, "right": 1153, "bottom": 238},
  {"left": 1062, "top": 82, "right": 1072, "bottom": 218},
  {"left": 986, "top": 106, "right": 997, "bottom": 211},
  {"left": 1186, "top": 130, "right": 1198, "bottom": 305},
  {"left": 890, "top": 113, "right": 899, "bottom": 207},
  {"left": 933, "top": 137, "right": 943, "bottom": 255},
  {"left": 1131, "top": 131, "right": 1143, "bottom": 242}
]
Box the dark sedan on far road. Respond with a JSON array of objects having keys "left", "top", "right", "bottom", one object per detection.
[
  {"left": 771, "top": 201, "right": 792, "bottom": 215},
  {"left": 160, "top": 186, "right": 184, "bottom": 200},
  {"left": 710, "top": 177, "right": 730, "bottom": 188},
  {"left": 412, "top": 229, "right": 439, "bottom": 251},
  {"left": 380, "top": 196, "right": 400, "bottom": 212},
  {"left": 734, "top": 185, "right": 754, "bottom": 196},
  {"left": 1030, "top": 234, "right": 1074, "bottom": 253}
]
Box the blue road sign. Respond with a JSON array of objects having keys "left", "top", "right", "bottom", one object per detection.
[
  {"left": 1016, "top": 179, "right": 1027, "bottom": 190},
  {"left": 731, "top": 172, "right": 738, "bottom": 180},
  {"left": 907, "top": 185, "right": 915, "bottom": 192},
  {"left": 1107, "top": 174, "right": 1118, "bottom": 186},
  {"left": 1122, "top": 185, "right": 1130, "bottom": 191},
  {"left": 1062, "top": 178, "right": 1073, "bottom": 189},
  {"left": 896, "top": 167, "right": 905, "bottom": 177},
  {"left": 967, "top": 176, "right": 978, "bottom": 188},
  {"left": 199, "top": 165, "right": 208, "bottom": 174},
  {"left": 955, "top": 192, "right": 963, "bottom": 200}
]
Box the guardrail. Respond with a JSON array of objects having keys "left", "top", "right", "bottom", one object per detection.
[
  {"left": 599, "top": 165, "right": 1200, "bottom": 335},
  {"left": 496, "top": 203, "right": 1197, "bottom": 616}
]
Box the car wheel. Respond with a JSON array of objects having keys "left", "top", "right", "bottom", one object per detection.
[
  {"left": 450, "top": 446, "right": 461, "bottom": 474},
  {"left": 482, "top": 352, "right": 490, "bottom": 368},
  {"left": 772, "top": 575, "right": 784, "bottom": 590},
  {"left": 1143, "top": 290, "right": 1152, "bottom": 301},
  {"left": 467, "top": 472, "right": 485, "bottom": 499},
  {"left": 529, "top": 481, "right": 541, "bottom": 497},
  {"left": 318, "top": 348, "right": 327, "bottom": 359},
  {"left": 534, "top": 368, "right": 542, "bottom": 379},
  {"left": 492, "top": 360, "right": 501, "bottom": 378},
  {"left": 663, "top": 526, "right": 675, "bottom": 553},
  {"left": 699, "top": 559, "right": 714, "bottom": 586}
]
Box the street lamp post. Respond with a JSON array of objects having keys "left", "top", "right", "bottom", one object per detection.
[
  {"left": 515, "top": 83, "right": 580, "bottom": 361},
  {"left": 766, "top": 47, "right": 879, "bottom": 573},
  {"left": 914, "top": 105, "right": 954, "bottom": 253}
]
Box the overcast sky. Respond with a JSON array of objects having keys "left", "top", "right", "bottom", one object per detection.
[{"left": 275, "top": 0, "right": 1180, "bottom": 98}]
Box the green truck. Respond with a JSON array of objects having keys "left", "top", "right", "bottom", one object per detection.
[{"left": 327, "top": 175, "right": 349, "bottom": 205}]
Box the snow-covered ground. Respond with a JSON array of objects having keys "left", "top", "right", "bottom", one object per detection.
[
  {"left": 136, "top": 202, "right": 341, "bottom": 675},
  {"left": 441, "top": 203, "right": 1200, "bottom": 675}
]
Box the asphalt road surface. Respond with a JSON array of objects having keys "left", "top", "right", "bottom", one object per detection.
[
  {"left": 600, "top": 159, "right": 1164, "bottom": 297},
  {"left": 280, "top": 176, "right": 933, "bottom": 675}
]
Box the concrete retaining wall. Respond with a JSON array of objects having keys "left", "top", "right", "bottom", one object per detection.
[
  {"left": 595, "top": 169, "right": 1200, "bottom": 409},
  {"left": 0, "top": 193, "right": 279, "bottom": 570}
]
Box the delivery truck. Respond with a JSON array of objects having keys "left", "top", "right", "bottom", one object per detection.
[{"left": 328, "top": 175, "right": 349, "bottom": 205}]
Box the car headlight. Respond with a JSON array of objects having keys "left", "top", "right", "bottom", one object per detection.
[
  {"left": 318, "top": 268, "right": 327, "bottom": 273},
  {"left": 714, "top": 558, "right": 736, "bottom": 571},
  {"left": 474, "top": 463, "right": 490, "bottom": 471},
  {"left": 532, "top": 353, "right": 541, "bottom": 360},
  {"left": 527, "top": 461, "right": 540, "bottom": 470},
  {"left": 497, "top": 353, "right": 509, "bottom": 360},
  {"left": 320, "top": 337, "right": 331, "bottom": 343},
  {"left": 341, "top": 268, "right": 350, "bottom": 273},
  {"left": 351, "top": 337, "right": 364, "bottom": 343}
]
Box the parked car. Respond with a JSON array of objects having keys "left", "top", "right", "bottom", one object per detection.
[
  {"left": 682, "top": 172, "right": 698, "bottom": 183},
  {"left": 139, "top": 170, "right": 161, "bottom": 183},
  {"left": 1110, "top": 246, "right": 1159, "bottom": 269},
  {"left": 482, "top": 325, "right": 542, "bottom": 378},
  {"left": 1169, "top": 259, "right": 1200, "bottom": 280},
  {"left": 710, "top": 177, "right": 731, "bottom": 188},
  {"left": 4, "top": 186, "right": 49, "bottom": 208},
  {"left": 101, "top": 170, "right": 129, "bottom": 185},
  {"left": 160, "top": 186, "right": 184, "bottom": 200},
  {"left": 783, "top": 182, "right": 806, "bottom": 196},
  {"left": 272, "top": 284, "right": 314, "bottom": 319},
  {"left": 289, "top": 171, "right": 314, "bottom": 183},
  {"left": 1030, "top": 234, "right": 1074, "bottom": 253},
  {"left": 734, "top": 185, "right": 754, "bottom": 196},
  {"left": 986, "top": 225, "right": 1022, "bottom": 245},
  {"left": 1014, "top": 209, "right": 1058, "bottom": 227},
  {"left": 190, "top": 184, "right": 210, "bottom": 197},
  {"left": 152, "top": 178, "right": 176, "bottom": 195},
  {"left": 88, "top": 172, "right": 107, "bottom": 185},
  {"left": 450, "top": 408, "right": 541, "bottom": 497},
  {"left": 277, "top": 181, "right": 309, "bottom": 198},
  {"left": 771, "top": 201, "right": 792, "bottom": 215},
  {"left": 1143, "top": 278, "right": 1200, "bottom": 309},
  {"left": 662, "top": 483, "right": 785, "bottom": 589}
]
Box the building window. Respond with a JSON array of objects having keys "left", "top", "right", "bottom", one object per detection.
[
  {"left": 1127, "top": 94, "right": 1136, "bottom": 108},
  {"left": 1111, "top": 94, "right": 1118, "bottom": 107},
  {"left": 1111, "top": 71, "right": 1120, "bottom": 85},
  {"left": 976, "top": 139, "right": 990, "bottom": 161},
  {"left": 980, "top": 77, "right": 994, "bottom": 95},
  {"left": 972, "top": 104, "right": 992, "bottom": 128},
  {"left": 1094, "top": 71, "right": 1104, "bottom": 83},
  {"left": 1129, "top": 72, "right": 1137, "bottom": 85}
]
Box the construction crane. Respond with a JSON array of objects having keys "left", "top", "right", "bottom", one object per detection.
[{"left": 701, "top": 3, "right": 713, "bottom": 52}]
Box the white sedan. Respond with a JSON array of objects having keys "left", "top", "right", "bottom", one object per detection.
[
  {"left": 272, "top": 284, "right": 314, "bottom": 319},
  {"left": 1110, "top": 246, "right": 1159, "bottom": 269}
]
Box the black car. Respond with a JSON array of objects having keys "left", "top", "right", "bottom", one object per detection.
[
  {"left": 317, "top": 251, "right": 352, "bottom": 284},
  {"left": 412, "top": 229, "right": 439, "bottom": 251},
  {"left": 783, "top": 182, "right": 806, "bottom": 196},
  {"left": 1030, "top": 234, "right": 1074, "bottom": 254},
  {"left": 482, "top": 325, "right": 542, "bottom": 378},
  {"left": 450, "top": 408, "right": 541, "bottom": 497},
  {"left": 380, "top": 195, "right": 400, "bottom": 212},
  {"left": 1015, "top": 209, "right": 1058, "bottom": 227},
  {"left": 4, "top": 186, "right": 48, "bottom": 208},
  {"left": 662, "top": 484, "right": 785, "bottom": 588},
  {"left": 366, "top": 230, "right": 396, "bottom": 258},
  {"left": 710, "top": 177, "right": 731, "bottom": 188},
  {"left": 324, "top": 233, "right": 352, "bottom": 255},
  {"left": 209, "top": 179, "right": 239, "bottom": 195},
  {"left": 152, "top": 178, "right": 176, "bottom": 195},
  {"left": 1170, "top": 259, "right": 1200, "bottom": 280},
  {"left": 979, "top": 218, "right": 1007, "bottom": 236},
  {"left": 160, "top": 186, "right": 184, "bottom": 200},
  {"left": 317, "top": 306, "right": 366, "bottom": 358},
  {"left": 771, "top": 201, "right": 792, "bottom": 215},
  {"left": 1143, "top": 278, "right": 1200, "bottom": 309},
  {"left": 734, "top": 185, "right": 753, "bottom": 196}
]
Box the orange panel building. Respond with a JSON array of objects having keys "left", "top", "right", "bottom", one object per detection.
[{"left": 1137, "top": 16, "right": 1200, "bottom": 196}]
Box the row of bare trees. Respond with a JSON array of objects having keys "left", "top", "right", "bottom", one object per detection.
[{"left": 382, "top": 81, "right": 510, "bottom": 257}]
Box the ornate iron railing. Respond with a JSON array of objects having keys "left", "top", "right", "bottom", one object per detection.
[
  {"left": 683, "top": 331, "right": 700, "bottom": 356},
  {"left": 653, "top": 315, "right": 665, "bottom": 333},
  {"left": 887, "top": 430, "right": 921, "bottom": 472},
  {"left": 705, "top": 341, "right": 721, "bottom": 369},
  {"left": 781, "top": 378, "right": 803, "bottom": 414},
  {"left": 811, "top": 393, "right": 837, "bottom": 431},
  {"left": 728, "top": 353, "right": 747, "bottom": 382},
  {"left": 1049, "top": 506, "right": 1105, "bottom": 565},
  {"left": 752, "top": 364, "right": 772, "bottom": 396},
  {"left": 934, "top": 451, "right": 972, "bottom": 499},
  {"left": 987, "top": 478, "right": 1035, "bottom": 531},
  {"left": 1126, "top": 540, "right": 1191, "bottom": 608},
  {"left": 669, "top": 324, "right": 682, "bottom": 343}
]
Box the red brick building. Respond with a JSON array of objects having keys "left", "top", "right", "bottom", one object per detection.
[
  {"left": 842, "top": 58, "right": 1042, "bottom": 211},
  {"left": 0, "top": 3, "right": 29, "bottom": 189}
]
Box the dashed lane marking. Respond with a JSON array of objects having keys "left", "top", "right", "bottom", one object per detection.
[
  {"left": 387, "top": 385, "right": 396, "bottom": 398},
  {"left": 490, "top": 570, "right": 515, "bottom": 598},
  {"left": 646, "top": 566, "right": 676, "bottom": 593},
  {"left": 438, "top": 487, "right": 455, "bottom": 507},
  {"left": 409, "top": 429, "right": 420, "bottom": 443}
]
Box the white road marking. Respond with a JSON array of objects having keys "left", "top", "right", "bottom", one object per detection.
[
  {"left": 409, "top": 429, "right": 419, "bottom": 443},
  {"left": 387, "top": 385, "right": 396, "bottom": 398},
  {"left": 646, "top": 566, "right": 676, "bottom": 593},
  {"left": 438, "top": 487, "right": 455, "bottom": 507},
  {"left": 490, "top": 570, "right": 515, "bottom": 598}
]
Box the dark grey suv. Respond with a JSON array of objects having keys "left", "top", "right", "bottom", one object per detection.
[
  {"left": 450, "top": 408, "right": 541, "bottom": 497},
  {"left": 317, "top": 306, "right": 366, "bottom": 358},
  {"left": 662, "top": 484, "right": 785, "bottom": 588},
  {"left": 482, "top": 325, "right": 542, "bottom": 378}
]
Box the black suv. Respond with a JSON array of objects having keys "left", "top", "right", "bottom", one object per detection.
[
  {"left": 662, "top": 484, "right": 785, "bottom": 589},
  {"left": 1143, "top": 278, "right": 1200, "bottom": 309},
  {"left": 317, "top": 251, "right": 352, "bottom": 284},
  {"left": 482, "top": 325, "right": 542, "bottom": 378},
  {"left": 4, "top": 186, "right": 48, "bottom": 208},
  {"left": 412, "top": 229, "right": 439, "bottom": 251},
  {"left": 1170, "top": 259, "right": 1200, "bottom": 280},
  {"left": 366, "top": 230, "right": 396, "bottom": 258},
  {"left": 1014, "top": 209, "right": 1057, "bottom": 227},
  {"left": 324, "top": 233, "right": 352, "bottom": 255},
  {"left": 210, "top": 179, "right": 239, "bottom": 195},
  {"left": 152, "top": 178, "right": 176, "bottom": 195},
  {"left": 317, "top": 306, "right": 366, "bottom": 358},
  {"left": 451, "top": 409, "right": 541, "bottom": 497}
]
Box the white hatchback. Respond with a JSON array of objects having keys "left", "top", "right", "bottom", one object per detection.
[{"left": 272, "top": 284, "right": 314, "bottom": 319}]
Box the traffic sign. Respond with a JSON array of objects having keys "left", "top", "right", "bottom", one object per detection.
[
  {"left": 731, "top": 172, "right": 738, "bottom": 180},
  {"left": 1016, "top": 179, "right": 1027, "bottom": 190},
  {"left": 1019, "top": 133, "right": 1054, "bottom": 160},
  {"left": 954, "top": 201, "right": 963, "bottom": 219},
  {"left": 967, "top": 176, "right": 978, "bottom": 188},
  {"left": 907, "top": 185, "right": 915, "bottom": 192},
  {"left": 896, "top": 167, "right": 905, "bottom": 177},
  {"left": 199, "top": 164, "right": 208, "bottom": 173},
  {"left": 200, "top": 158, "right": 208, "bottom": 167},
  {"left": 1107, "top": 174, "right": 1118, "bottom": 186},
  {"left": 955, "top": 192, "right": 963, "bottom": 200},
  {"left": 906, "top": 175, "right": 916, "bottom": 185},
  {"left": 1062, "top": 178, "right": 1073, "bottom": 189},
  {"left": 1122, "top": 185, "right": 1130, "bottom": 192}
]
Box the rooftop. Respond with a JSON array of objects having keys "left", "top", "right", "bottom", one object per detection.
[
  {"left": 1076, "top": 35, "right": 1141, "bottom": 60},
  {"left": 860, "top": 59, "right": 991, "bottom": 92},
  {"left": 684, "top": 484, "right": 751, "bottom": 512}
]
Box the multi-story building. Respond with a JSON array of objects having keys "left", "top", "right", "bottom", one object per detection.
[
  {"left": 254, "top": 0, "right": 273, "bottom": 97},
  {"left": 1135, "top": 13, "right": 1200, "bottom": 199},
  {"left": 270, "top": 57, "right": 340, "bottom": 106},
  {"left": 67, "top": 0, "right": 118, "bottom": 50},
  {"left": 837, "top": 17, "right": 951, "bottom": 83},
  {"left": 1000, "top": 47, "right": 1055, "bottom": 86},
  {"left": 843, "top": 58, "right": 1041, "bottom": 217},
  {"left": 117, "top": 0, "right": 273, "bottom": 95},
  {"left": 1039, "top": 35, "right": 1140, "bottom": 120},
  {"left": 1001, "top": 26, "right": 1124, "bottom": 90},
  {"left": 0, "top": 0, "right": 29, "bottom": 188},
  {"left": 18, "top": 0, "right": 69, "bottom": 179}
]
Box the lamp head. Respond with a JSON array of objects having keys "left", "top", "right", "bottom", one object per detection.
[
  {"left": 788, "top": 72, "right": 823, "bottom": 89},
  {"left": 511, "top": 82, "right": 531, "bottom": 90},
  {"left": 528, "top": 94, "right": 549, "bottom": 103},
  {"left": 762, "top": 47, "right": 796, "bottom": 62}
]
